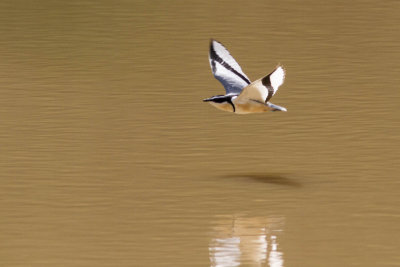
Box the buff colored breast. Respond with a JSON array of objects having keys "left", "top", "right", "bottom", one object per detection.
[
  {"left": 208, "top": 101, "right": 235, "bottom": 113},
  {"left": 232, "top": 99, "right": 270, "bottom": 114}
]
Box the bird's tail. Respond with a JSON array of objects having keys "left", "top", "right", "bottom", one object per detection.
[{"left": 267, "top": 102, "right": 287, "bottom": 112}]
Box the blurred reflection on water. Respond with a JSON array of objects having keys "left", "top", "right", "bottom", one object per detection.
[{"left": 210, "top": 215, "right": 284, "bottom": 267}]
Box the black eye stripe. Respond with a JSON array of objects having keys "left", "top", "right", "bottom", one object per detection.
[
  {"left": 204, "top": 95, "right": 236, "bottom": 112},
  {"left": 211, "top": 96, "right": 229, "bottom": 103}
]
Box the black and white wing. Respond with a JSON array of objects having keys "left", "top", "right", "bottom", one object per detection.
[
  {"left": 209, "top": 39, "right": 251, "bottom": 94},
  {"left": 236, "top": 66, "right": 285, "bottom": 102}
]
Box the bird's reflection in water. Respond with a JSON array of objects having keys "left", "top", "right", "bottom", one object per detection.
[{"left": 209, "top": 215, "right": 284, "bottom": 267}]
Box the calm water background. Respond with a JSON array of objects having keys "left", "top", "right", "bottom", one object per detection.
[{"left": 0, "top": 0, "right": 399, "bottom": 266}]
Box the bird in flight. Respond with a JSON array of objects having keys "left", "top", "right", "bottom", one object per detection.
[{"left": 204, "top": 39, "right": 287, "bottom": 114}]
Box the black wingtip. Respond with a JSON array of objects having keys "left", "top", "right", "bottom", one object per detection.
[{"left": 209, "top": 38, "right": 218, "bottom": 51}]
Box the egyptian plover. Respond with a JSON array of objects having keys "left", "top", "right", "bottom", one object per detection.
[{"left": 204, "top": 39, "right": 287, "bottom": 114}]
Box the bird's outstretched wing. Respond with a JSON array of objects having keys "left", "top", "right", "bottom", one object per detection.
[
  {"left": 209, "top": 39, "right": 251, "bottom": 94},
  {"left": 236, "top": 66, "right": 285, "bottom": 103}
]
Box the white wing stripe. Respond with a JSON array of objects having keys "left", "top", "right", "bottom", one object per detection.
[
  {"left": 269, "top": 66, "right": 285, "bottom": 92},
  {"left": 209, "top": 41, "right": 251, "bottom": 85},
  {"left": 210, "top": 62, "right": 247, "bottom": 95},
  {"left": 262, "top": 66, "right": 285, "bottom": 102}
]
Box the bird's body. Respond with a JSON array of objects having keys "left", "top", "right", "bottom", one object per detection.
[{"left": 204, "top": 39, "right": 287, "bottom": 114}]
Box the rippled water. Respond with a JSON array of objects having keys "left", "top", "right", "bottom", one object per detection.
[{"left": 0, "top": 0, "right": 399, "bottom": 266}]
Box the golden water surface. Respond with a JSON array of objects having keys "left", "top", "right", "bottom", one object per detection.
[{"left": 0, "top": 1, "right": 399, "bottom": 266}]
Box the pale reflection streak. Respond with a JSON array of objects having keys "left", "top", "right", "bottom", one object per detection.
[{"left": 209, "top": 216, "right": 284, "bottom": 267}]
